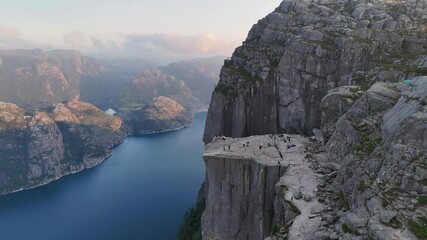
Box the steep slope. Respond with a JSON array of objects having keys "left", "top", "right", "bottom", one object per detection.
[
  {"left": 0, "top": 49, "right": 103, "bottom": 109},
  {"left": 204, "top": 0, "right": 427, "bottom": 143},
  {"left": 0, "top": 101, "right": 126, "bottom": 195},
  {"left": 315, "top": 78, "right": 427, "bottom": 240}
]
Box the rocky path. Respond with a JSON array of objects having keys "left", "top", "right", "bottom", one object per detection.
[{"left": 274, "top": 136, "right": 325, "bottom": 240}]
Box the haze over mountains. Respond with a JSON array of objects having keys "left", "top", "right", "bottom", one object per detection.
[
  {"left": 0, "top": 48, "right": 224, "bottom": 195},
  {"left": 0, "top": 49, "right": 223, "bottom": 112}
]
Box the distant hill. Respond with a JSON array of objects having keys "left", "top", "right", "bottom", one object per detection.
[
  {"left": 117, "top": 68, "right": 207, "bottom": 113},
  {"left": 160, "top": 56, "right": 224, "bottom": 104},
  {"left": 0, "top": 101, "right": 126, "bottom": 195},
  {"left": 0, "top": 48, "right": 223, "bottom": 114},
  {"left": 0, "top": 49, "right": 102, "bottom": 109}
]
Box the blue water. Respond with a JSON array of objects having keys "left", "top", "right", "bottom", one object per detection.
[{"left": 0, "top": 113, "right": 207, "bottom": 240}]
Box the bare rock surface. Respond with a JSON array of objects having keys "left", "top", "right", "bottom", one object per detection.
[
  {"left": 0, "top": 101, "right": 126, "bottom": 195},
  {"left": 204, "top": 0, "right": 427, "bottom": 144}
]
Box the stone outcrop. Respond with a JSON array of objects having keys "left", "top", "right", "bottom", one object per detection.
[
  {"left": 204, "top": 0, "right": 427, "bottom": 144},
  {"left": 0, "top": 101, "right": 126, "bottom": 195},
  {"left": 122, "top": 96, "right": 194, "bottom": 135},
  {"left": 202, "top": 135, "right": 289, "bottom": 240},
  {"left": 317, "top": 78, "right": 427, "bottom": 240}
]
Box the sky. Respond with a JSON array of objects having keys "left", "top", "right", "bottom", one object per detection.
[{"left": 0, "top": 0, "right": 282, "bottom": 63}]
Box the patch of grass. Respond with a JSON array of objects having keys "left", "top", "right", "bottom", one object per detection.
[
  {"left": 408, "top": 217, "right": 427, "bottom": 239},
  {"left": 383, "top": 63, "right": 427, "bottom": 74},
  {"left": 418, "top": 195, "right": 427, "bottom": 206},
  {"left": 344, "top": 0, "right": 357, "bottom": 13},
  {"left": 357, "top": 181, "right": 368, "bottom": 192},
  {"left": 342, "top": 223, "right": 360, "bottom": 235},
  {"left": 338, "top": 191, "right": 350, "bottom": 210},
  {"left": 352, "top": 75, "right": 367, "bottom": 84},
  {"left": 223, "top": 61, "right": 262, "bottom": 84},
  {"left": 421, "top": 179, "right": 427, "bottom": 186},
  {"left": 305, "top": 38, "right": 338, "bottom": 51},
  {"left": 214, "top": 84, "right": 237, "bottom": 98},
  {"left": 285, "top": 200, "right": 301, "bottom": 215},
  {"left": 384, "top": 217, "right": 401, "bottom": 229},
  {"left": 353, "top": 37, "right": 373, "bottom": 45},
  {"left": 382, "top": 197, "right": 393, "bottom": 207},
  {"left": 369, "top": 175, "right": 376, "bottom": 185},
  {"left": 354, "top": 136, "right": 380, "bottom": 156}
]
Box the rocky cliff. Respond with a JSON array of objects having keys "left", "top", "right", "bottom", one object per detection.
[
  {"left": 0, "top": 101, "right": 126, "bottom": 195},
  {"left": 204, "top": 0, "right": 427, "bottom": 144},
  {"left": 0, "top": 49, "right": 103, "bottom": 109},
  {"left": 201, "top": 0, "right": 427, "bottom": 239},
  {"left": 202, "top": 135, "right": 288, "bottom": 239},
  {"left": 201, "top": 79, "right": 427, "bottom": 239},
  {"left": 121, "top": 96, "right": 194, "bottom": 135}
]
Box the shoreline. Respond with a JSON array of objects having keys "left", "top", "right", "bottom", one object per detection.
[{"left": 0, "top": 121, "right": 195, "bottom": 197}]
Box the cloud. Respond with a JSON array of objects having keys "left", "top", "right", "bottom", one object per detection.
[
  {"left": 0, "top": 25, "right": 20, "bottom": 38},
  {"left": 0, "top": 25, "right": 52, "bottom": 50},
  {"left": 125, "top": 32, "right": 234, "bottom": 54},
  {"left": 63, "top": 31, "right": 93, "bottom": 49},
  {"left": 0, "top": 28, "right": 237, "bottom": 64}
]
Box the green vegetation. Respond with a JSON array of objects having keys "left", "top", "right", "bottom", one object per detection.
[
  {"left": 382, "top": 197, "right": 392, "bottom": 207},
  {"left": 418, "top": 195, "right": 427, "bottom": 206},
  {"left": 214, "top": 84, "right": 237, "bottom": 98},
  {"left": 408, "top": 217, "right": 427, "bottom": 239},
  {"left": 382, "top": 63, "right": 427, "bottom": 74},
  {"left": 285, "top": 200, "right": 301, "bottom": 215},
  {"left": 305, "top": 38, "right": 338, "bottom": 51},
  {"left": 352, "top": 76, "right": 367, "bottom": 84},
  {"left": 384, "top": 217, "right": 400, "bottom": 229},
  {"left": 343, "top": 0, "right": 358, "bottom": 13},
  {"left": 342, "top": 223, "right": 360, "bottom": 235},
  {"left": 357, "top": 181, "right": 368, "bottom": 192},
  {"left": 354, "top": 136, "right": 382, "bottom": 156},
  {"left": 177, "top": 199, "right": 205, "bottom": 240},
  {"left": 421, "top": 179, "right": 427, "bottom": 186},
  {"left": 223, "top": 60, "right": 262, "bottom": 84},
  {"left": 338, "top": 191, "right": 350, "bottom": 210},
  {"left": 353, "top": 37, "right": 373, "bottom": 45}
]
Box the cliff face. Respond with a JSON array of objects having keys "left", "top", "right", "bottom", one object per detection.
[
  {"left": 0, "top": 101, "right": 126, "bottom": 195},
  {"left": 204, "top": 0, "right": 427, "bottom": 144},
  {"left": 0, "top": 49, "right": 103, "bottom": 109},
  {"left": 202, "top": 135, "right": 288, "bottom": 240},
  {"left": 201, "top": 79, "right": 427, "bottom": 239},
  {"left": 122, "top": 96, "right": 194, "bottom": 135},
  {"left": 201, "top": 0, "right": 427, "bottom": 239}
]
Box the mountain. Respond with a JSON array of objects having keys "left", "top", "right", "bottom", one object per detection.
[
  {"left": 121, "top": 96, "right": 194, "bottom": 135},
  {"left": 0, "top": 49, "right": 103, "bottom": 109},
  {"left": 203, "top": 0, "right": 427, "bottom": 144},
  {"left": 198, "top": 0, "right": 427, "bottom": 239},
  {"left": 0, "top": 101, "right": 126, "bottom": 195},
  {"left": 117, "top": 68, "right": 207, "bottom": 113},
  {"left": 160, "top": 56, "right": 224, "bottom": 104}
]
